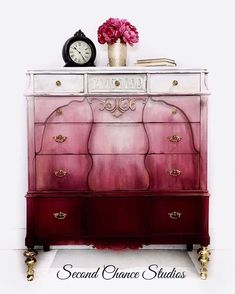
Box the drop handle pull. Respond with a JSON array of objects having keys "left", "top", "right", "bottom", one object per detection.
[
  {"left": 53, "top": 212, "right": 67, "bottom": 220},
  {"left": 169, "top": 169, "right": 181, "bottom": 177},
  {"left": 54, "top": 170, "right": 67, "bottom": 177},
  {"left": 168, "top": 211, "right": 182, "bottom": 220},
  {"left": 53, "top": 134, "right": 67, "bottom": 143},
  {"left": 168, "top": 135, "right": 182, "bottom": 143}
]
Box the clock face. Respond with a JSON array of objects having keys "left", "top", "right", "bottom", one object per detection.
[{"left": 69, "top": 40, "right": 92, "bottom": 64}]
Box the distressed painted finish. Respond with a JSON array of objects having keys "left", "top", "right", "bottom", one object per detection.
[
  {"left": 35, "top": 123, "right": 92, "bottom": 154},
  {"left": 34, "top": 98, "right": 92, "bottom": 123},
  {"left": 36, "top": 155, "right": 92, "bottom": 190},
  {"left": 145, "top": 123, "right": 200, "bottom": 153},
  {"left": 88, "top": 123, "right": 148, "bottom": 154},
  {"left": 145, "top": 154, "right": 200, "bottom": 190},
  {"left": 143, "top": 96, "right": 200, "bottom": 122},
  {"left": 25, "top": 68, "right": 210, "bottom": 278},
  {"left": 88, "top": 155, "right": 149, "bottom": 191}
]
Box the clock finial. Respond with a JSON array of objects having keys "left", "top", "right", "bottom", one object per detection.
[{"left": 74, "top": 30, "right": 86, "bottom": 38}]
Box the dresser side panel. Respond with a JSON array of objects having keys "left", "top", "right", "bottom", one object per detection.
[
  {"left": 27, "top": 97, "right": 36, "bottom": 191},
  {"left": 200, "top": 95, "right": 208, "bottom": 191}
]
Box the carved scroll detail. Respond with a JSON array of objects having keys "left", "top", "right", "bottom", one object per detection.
[{"left": 98, "top": 98, "right": 136, "bottom": 117}]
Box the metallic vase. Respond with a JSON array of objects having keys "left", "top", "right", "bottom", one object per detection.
[{"left": 108, "top": 39, "right": 127, "bottom": 66}]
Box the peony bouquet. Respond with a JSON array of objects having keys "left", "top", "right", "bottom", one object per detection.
[{"left": 98, "top": 18, "right": 139, "bottom": 46}]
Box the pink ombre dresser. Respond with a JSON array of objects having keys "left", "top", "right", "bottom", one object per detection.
[{"left": 24, "top": 67, "right": 210, "bottom": 280}]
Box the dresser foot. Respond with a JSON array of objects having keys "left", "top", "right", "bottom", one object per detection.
[
  {"left": 197, "top": 246, "right": 211, "bottom": 279},
  {"left": 24, "top": 248, "right": 38, "bottom": 281},
  {"left": 187, "top": 244, "right": 193, "bottom": 251},
  {"left": 43, "top": 245, "right": 50, "bottom": 252}
]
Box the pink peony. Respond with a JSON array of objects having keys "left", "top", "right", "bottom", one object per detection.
[{"left": 98, "top": 18, "right": 139, "bottom": 46}]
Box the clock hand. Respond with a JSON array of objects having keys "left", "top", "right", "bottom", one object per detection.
[
  {"left": 78, "top": 52, "right": 86, "bottom": 62},
  {"left": 73, "top": 47, "right": 86, "bottom": 61}
]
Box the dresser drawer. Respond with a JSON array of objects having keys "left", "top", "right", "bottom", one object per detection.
[
  {"left": 34, "top": 98, "right": 92, "bottom": 123},
  {"left": 36, "top": 155, "right": 92, "bottom": 190},
  {"left": 89, "top": 155, "right": 149, "bottom": 191},
  {"left": 148, "top": 196, "right": 207, "bottom": 234},
  {"left": 150, "top": 74, "right": 201, "bottom": 93},
  {"left": 146, "top": 123, "right": 200, "bottom": 153},
  {"left": 86, "top": 197, "right": 147, "bottom": 237},
  {"left": 34, "top": 74, "right": 84, "bottom": 93},
  {"left": 89, "top": 123, "right": 148, "bottom": 154},
  {"left": 144, "top": 96, "right": 200, "bottom": 122},
  {"left": 32, "top": 198, "right": 85, "bottom": 237},
  {"left": 35, "top": 124, "right": 91, "bottom": 154},
  {"left": 145, "top": 154, "right": 199, "bottom": 190},
  {"left": 87, "top": 74, "right": 147, "bottom": 93}
]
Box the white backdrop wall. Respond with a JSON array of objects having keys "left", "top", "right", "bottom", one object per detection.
[{"left": 0, "top": 0, "right": 234, "bottom": 250}]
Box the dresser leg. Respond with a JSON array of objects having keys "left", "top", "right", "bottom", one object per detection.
[
  {"left": 186, "top": 244, "right": 193, "bottom": 251},
  {"left": 197, "top": 246, "right": 211, "bottom": 279},
  {"left": 24, "top": 248, "right": 38, "bottom": 281},
  {"left": 43, "top": 245, "right": 50, "bottom": 252}
]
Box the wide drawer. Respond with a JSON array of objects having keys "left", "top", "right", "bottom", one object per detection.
[
  {"left": 150, "top": 74, "right": 201, "bottom": 93},
  {"left": 34, "top": 74, "right": 84, "bottom": 93},
  {"left": 143, "top": 96, "right": 200, "bottom": 122},
  {"left": 86, "top": 197, "right": 147, "bottom": 237},
  {"left": 87, "top": 74, "right": 147, "bottom": 93},
  {"left": 147, "top": 196, "right": 208, "bottom": 234},
  {"left": 88, "top": 155, "right": 149, "bottom": 191},
  {"left": 34, "top": 98, "right": 92, "bottom": 123},
  {"left": 32, "top": 198, "right": 85, "bottom": 237},
  {"left": 145, "top": 123, "right": 200, "bottom": 153},
  {"left": 145, "top": 154, "right": 200, "bottom": 190},
  {"left": 35, "top": 123, "right": 91, "bottom": 154},
  {"left": 36, "top": 155, "right": 92, "bottom": 190},
  {"left": 88, "top": 123, "right": 148, "bottom": 154}
]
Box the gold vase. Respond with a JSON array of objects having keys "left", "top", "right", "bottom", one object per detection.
[{"left": 108, "top": 39, "right": 127, "bottom": 66}]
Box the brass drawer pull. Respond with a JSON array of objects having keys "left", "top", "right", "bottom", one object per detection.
[
  {"left": 56, "top": 109, "right": 63, "bottom": 115},
  {"left": 56, "top": 80, "right": 62, "bottom": 86},
  {"left": 53, "top": 134, "right": 67, "bottom": 143},
  {"left": 168, "top": 211, "right": 182, "bottom": 220},
  {"left": 54, "top": 170, "right": 67, "bottom": 177},
  {"left": 168, "top": 135, "right": 182, "bottom": 143},
  {"left": 171, "top": 108, "right": 177, "bottom": 115},
  {"left": 114, "top": 80, "right": 120, "bottom": 87},
  {"left": 53, "top": 212, "right": 67, "bottom": 220},
  {"left": 169, "top": 169, "right": 181, "bottom": 177},
  {"left": 172, "top": 80, "right": 178, "bottom": 86}
]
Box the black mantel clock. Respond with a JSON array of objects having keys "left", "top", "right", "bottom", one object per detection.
[{"left": 62, "top": 30, "right": 96, "bottom": 67}]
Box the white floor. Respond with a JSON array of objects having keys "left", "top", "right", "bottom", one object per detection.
[{"left": 0, "top": 248, "right": 234, "bottom": 294}]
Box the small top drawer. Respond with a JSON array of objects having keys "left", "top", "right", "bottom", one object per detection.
[
  {"left": 34, "top": 74, "right": 84, "bottom": 93},
  {"left": 150, "top": 74, "right": 201, "bottom": 93},
  {"left": 88, "top": 74, "right": 147, "bottom": 93}
]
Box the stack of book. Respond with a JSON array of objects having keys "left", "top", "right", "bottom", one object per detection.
[{"left": 135, "top": 58, "right": 177, "bottom": 67}]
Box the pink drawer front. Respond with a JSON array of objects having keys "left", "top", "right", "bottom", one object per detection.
[
  {"left": 89, "top": 123, "right": 148, "bottom": 154},
  {"left": 89, "top": 155, "right": 149, "bottom": 191},
  {"left": 143, "top": 96, "right": 200, "bottom": 122},
  {"left": 36, "top": 155, "right": 92, "bottom": 190},
  {"left": 34, "top": 98, "right": 92, "bottom": 123},
  {"left": 145, "top": 123, "right": 200, "bottom": 153},
  {"left": 145, "top": 154, "right": 199, "bottom": 190},
  {"left": 35, "top": 123, "right": 91, "bottom": 154}
]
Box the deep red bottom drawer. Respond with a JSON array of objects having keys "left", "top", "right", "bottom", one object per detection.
[
  {"left": 31, "top": 198, "right": 85, "bottom": 237},
  {"left": 147, "top": 196, "right": 209, "bottom": 235}
]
